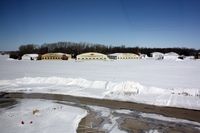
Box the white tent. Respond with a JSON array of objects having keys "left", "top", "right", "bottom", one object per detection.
[
  {"left": 151, "top": 52, "right": 164, "bottom": 60},
  {"left": 22, "top": 54, "right": 38, "bottom": 60},
  {"left": 164, "top": 52, "right": 179, "bottom": 60},
  {"left": 139, "top": 54, "right": 148, "bottom": 59}
]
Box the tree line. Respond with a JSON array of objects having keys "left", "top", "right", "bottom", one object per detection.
[{"left": 9, "top": 41, "right": 200, "bottom": 59}]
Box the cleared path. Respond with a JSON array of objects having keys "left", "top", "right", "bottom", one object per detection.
[{"left": 1, "top": 92, "right": 200, "bottom": 123}]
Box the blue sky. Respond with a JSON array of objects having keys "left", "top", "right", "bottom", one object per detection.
[{"left": 0, "top": 0, "right": 200, "bottom": 50}]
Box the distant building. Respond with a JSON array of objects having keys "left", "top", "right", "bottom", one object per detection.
[
  {"left": 108, "top": 53, "right": 139, "bottom": 60},
  {"left": 195, "top": 53, "right": 200, "bottom": 59},
  {"left": 178, "top": 55, "right": 186, "bottom": 60},
  {"left": 41, "top": 53, "right": 71, "bottom": 60},
  {"left": 164, "top": 52, "right": 179, "bottom": 60},
  {"left": 76, "top": 52, "right": 109, "bottom": 60},
  {"left": 150, "top": 52, "right": 164, "bottom": 60},
  {"left": 139, "top": 54, "right": 148, "bottom": 59},
  {"left": 0, "top": 51, "right": 5, "bottom": 55},
  {"left": 22, "top": 54, "right": 38, "bottom": 60}
]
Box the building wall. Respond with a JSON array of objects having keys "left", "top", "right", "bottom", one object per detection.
[
  {"left": 41, "top": 53, "right": 71, "bottom": 60},
  {"left": 77, "top": 52, "right": 109, "bottom": 60},
  {"left": 42, "top": 55, "right": 62, "bottom": 60},
  {"left": 108, "top": 53, "right": 139, "bottom": 60},
  {"left": 198, "top": 54, "right": 200, "bottom": 59},
  {"left": 108, "top": 55, "right": 117, "bottom": 60}
]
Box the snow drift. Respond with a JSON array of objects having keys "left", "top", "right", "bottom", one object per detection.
[{"left": 0, "top": 76, "right": 199, "bottom": 110}]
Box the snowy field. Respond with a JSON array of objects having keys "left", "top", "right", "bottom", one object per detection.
[
  {"left": 0, "top": 55, "right": 200, "bottom": 110},
  {"left": 0, "top": 99, "right": 87, "bottom": 133}
]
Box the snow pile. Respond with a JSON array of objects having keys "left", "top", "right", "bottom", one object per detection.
[
  {"left": 0, "top": 77, "right": 109, "bottom": 98},
  {"left": 0, "top": 77, "right": 142, "bottom": 98},
  {"left": 0, "top": 77, "right": 108, "bottom": 92},
  {"left": 0, "top": 76, "right": 200, "bottom": 110},
  {"left": 0, "top": 99, "right": 87, "bottom": 133},
  {"left": 105, "top": 81, "right": 141, "bottom": 98},
  {"left": 185, "top": 56, "right": 195, "bottom": 60}
]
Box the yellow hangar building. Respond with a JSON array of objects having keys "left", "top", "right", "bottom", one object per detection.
[
  {"left": 108, "top": 53, "right": 139, "bottom": 60},
  {"left": 76, "top": 52, "right": 109, "bottom": 60},
  {"left": 41, "top": 53, "right": 71, "bottom": 60}
]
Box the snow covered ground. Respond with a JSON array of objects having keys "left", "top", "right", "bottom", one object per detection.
[
  {"left": 0, "top": 99, "right": 87, "bottom": 133},
  {"left": 0, "top": 55, "right": 200, "bottom": 110}
]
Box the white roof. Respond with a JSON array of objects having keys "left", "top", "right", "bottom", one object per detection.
[
  {"left": 77, "top": 52, "right": 107, "bottom": 56},
  {"left": 151, "top": 52, "right": 164, "bottom": 55},
  {"left": 54, "top": 53, "right": 68, "bottom": 55},
  {"left": 22, "top": 54, "right": 38, "bottom": 58},
  {"left": 109, "top": 53, "right": 123, "bottom": 56},
  {"left": 164, "top": 52, "right": 179, "bottom": 56},
  {"left": 42, "top": 53, "right": 71, "bottom": 56},
  {"left": 109, "top": 53, "right": 138, "bottom": 56}
]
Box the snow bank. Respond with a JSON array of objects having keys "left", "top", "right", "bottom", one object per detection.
[
  {"left": 104, "top": 81, "right": 141, "bottom": 97},
  {"left": 0, "top": 76, "right": 199, "bottom": 110},
  {"left": 0, "top": 99, "right": 87, "bottom": 133}
]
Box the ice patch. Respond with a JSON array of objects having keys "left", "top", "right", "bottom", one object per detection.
[
  {"left": 146, "top": 129, "right": 160, "bottom": 133},
  {"left": 140, "top": 112, "right": 200, "bottom": 126},
  {"left": 114, "top": 109, "right": 133, "bottom": 114},
  {"left": 89, "top": 106, "right": 111, "bottom": 117}
]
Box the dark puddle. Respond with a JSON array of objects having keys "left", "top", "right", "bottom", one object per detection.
[{"left": 0, "top": 98, "right": 18, "bottom": 109}]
